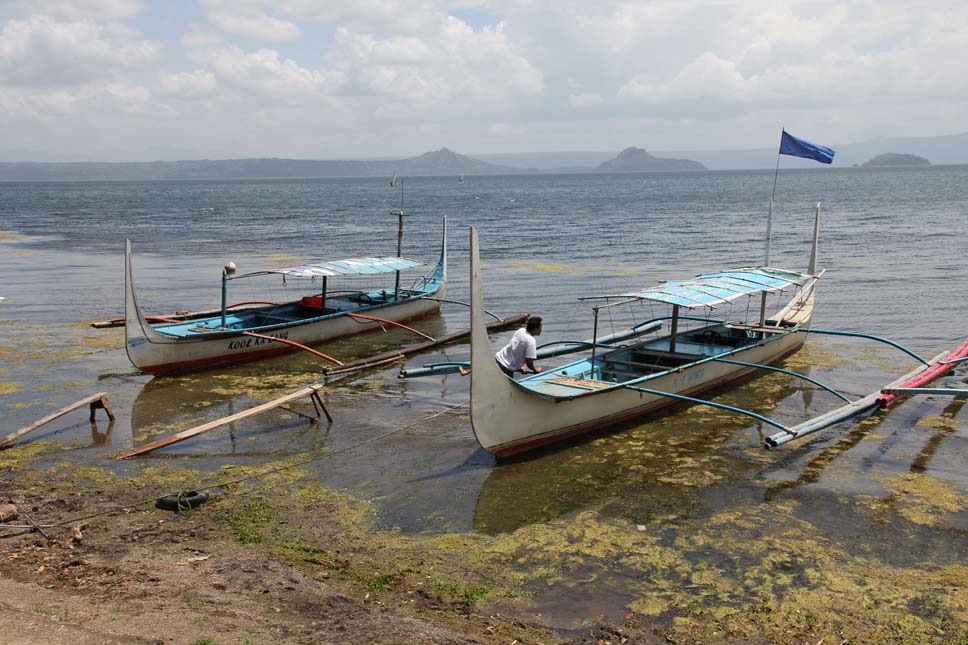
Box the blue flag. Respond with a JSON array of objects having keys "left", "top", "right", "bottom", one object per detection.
[{"left": 779, "top": 130, "right": 835, "bottom": 164}]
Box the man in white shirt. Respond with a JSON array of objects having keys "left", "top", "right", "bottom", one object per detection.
[{"left": 495, "top": 316, "right": 543, "bottom": 376}]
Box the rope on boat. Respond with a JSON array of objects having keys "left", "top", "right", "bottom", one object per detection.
[
  {"left": 347, "top": 312, "right": 435, "bottom": 341},
  {"left": 241, "top": 331, "right": 342, "bottom": 365},
  {"left": 418, "top": 296, "right": 505, "bottom": 321}
]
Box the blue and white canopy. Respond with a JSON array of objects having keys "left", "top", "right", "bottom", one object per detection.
[
  {"left": 622, "top": 267, "right": 812, "bottom": 309},
  {"left": 235, "top": 256, "right": 424, "bottom": 280}
]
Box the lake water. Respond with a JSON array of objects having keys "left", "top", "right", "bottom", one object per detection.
[{"left": 3, "top": 166, "right": 968, "bottom": 631}]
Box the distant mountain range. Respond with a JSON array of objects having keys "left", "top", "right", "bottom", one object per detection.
[
  {"left": 478, "top": 131, "right": 968, "bottom": 170},
  {"left": 0, "top": 131, "right": 965, "bottom": 181},
  {"left": 0, "top": 146, "right": 701, "bottom": 181}
]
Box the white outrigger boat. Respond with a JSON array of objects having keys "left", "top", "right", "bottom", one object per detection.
[
  {"left": 465, "top": 207, "right": 968, "bottom": 458},
  {"left": 467, "top": 217, "right": 821, "bottom": 457},
  {"left": 124, "top": 218, "right": 446, "bottom": 375}
]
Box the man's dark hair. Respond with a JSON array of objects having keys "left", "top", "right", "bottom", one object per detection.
[{"left": 526, "top": 316, "right": 543, "bottom": 332}]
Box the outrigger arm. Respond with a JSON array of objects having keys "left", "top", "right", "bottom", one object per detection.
[{"left": 621, "top": 383, "right": 792, "bottom": 433}]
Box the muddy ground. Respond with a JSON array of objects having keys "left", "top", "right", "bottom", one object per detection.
[{"left": 0, "top": 446, "right": 649, "bottom": 645}]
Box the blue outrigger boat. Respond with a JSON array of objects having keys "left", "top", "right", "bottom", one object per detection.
[{"left": 123, "top": 218, "right": 447, "bottom": 374}]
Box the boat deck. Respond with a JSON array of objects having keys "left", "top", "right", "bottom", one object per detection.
[
  {"left": 151, "top": 289, "right": 429, "bottom": 339},
  {"left": 517, "top": 323, "right": 782, "bottom": 397}
]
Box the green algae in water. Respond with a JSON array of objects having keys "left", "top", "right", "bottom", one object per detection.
[
  {"left": 0, "top": 440, "right": 58, "bottom": 470},
  {"left": 0, "top": 381, "right": 24, "bottom": 395},
  {"left": 879, "top": 472, "right": 962, "bottom": 527}
]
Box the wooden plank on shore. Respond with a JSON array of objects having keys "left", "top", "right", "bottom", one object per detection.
[
  {"left": 1, "top": 392, "right": 114, "bottom": 449},
  {"left": 323, "top": 313, "right": 529, "bottom": 376},
  {"left": 115, "top": 385, "right": 326, "bottom": 459}
]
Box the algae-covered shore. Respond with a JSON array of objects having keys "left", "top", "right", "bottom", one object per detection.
[{"left": 3, "top": 407, "right": 968, "bottom": 645}]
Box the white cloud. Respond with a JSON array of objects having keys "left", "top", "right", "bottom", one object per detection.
[
  {"left": 196, "top": 45, "right": 328, "bottom": 97},
  {"left": 158, "top": 69, "right": 218, "bottom": 98},
  {"left": 0, "top": 14, "right": 158, "bottom": 86},
  {"left": 273, "top": 0, "right": 443, "bottom": 34},
  {"left": 328, "top": 15, "right": 542, "bottom": 115},
  {"left": 569, "top": 93, "right": 603, "bottom": 108},
  {"left": 201, "top": 1, "right": 302, "bottom": 42},
  {"left": 180, "top": 25, "right": 223, "bottom": 49},
  {"left": 23, "top": 0, "right": 143, "bottom": 21},
  {"left": 2, "top": 0, "right": 968, "bottom": 159}
]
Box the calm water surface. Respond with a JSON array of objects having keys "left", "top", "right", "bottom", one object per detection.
[{"left": 2, "top": 166, "right": 968, "bottom": 629}]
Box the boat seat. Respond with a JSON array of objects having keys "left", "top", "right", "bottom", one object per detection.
[
  {"left": 629, "top": 349, "right": 699, "bottom": 368},
  {"left": 351, "top": 290, "right": 391, "bottom": 304},
  {"left": 258, "top": 313, "right": 299, "bottom": 324},
  {"left": 601, "top": 358, "right": 657, "bottom": 375}
]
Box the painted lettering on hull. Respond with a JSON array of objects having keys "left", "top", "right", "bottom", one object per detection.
[
  {"left": 672, "top": 368, "right": 704, "bottom": 389},
  {"left": 227, "top": 332, "right": 290, "bottom": 351}
]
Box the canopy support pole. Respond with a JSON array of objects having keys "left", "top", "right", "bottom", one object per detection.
[
  {"left": 590, "top": 305, "right": 601, "bottom": 374},
  {"left": 669, "top": 305, "right": 680, "bottom": 354}
]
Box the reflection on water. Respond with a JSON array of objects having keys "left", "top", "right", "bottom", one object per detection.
[
  {"left": 474, "top": 368, "right": 803, "bottom": 534},
  {"left": 128, "top": 314, "right": 451, "bottom": 457}
]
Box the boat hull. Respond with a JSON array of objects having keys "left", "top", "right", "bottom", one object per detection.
[{"left": 475, "top": 335, "right": 805, "bottom": 458}]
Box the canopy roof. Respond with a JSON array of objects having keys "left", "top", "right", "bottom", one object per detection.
[
  {"left": 621, "top": 267, "right": 812, "bottom": 309},
  {"left": 235, "top": 256, "right": 423, "bottom": 280}
]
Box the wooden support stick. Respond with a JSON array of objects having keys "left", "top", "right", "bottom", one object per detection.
[
  {"left": 115, "top": 385, "right": 329, "bottom": 459},
  {"left": 1, "top": 392, "right": 114, "bottom": 449}
]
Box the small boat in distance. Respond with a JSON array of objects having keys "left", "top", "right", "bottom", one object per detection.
[
  {"left": 468, "top": 210, "right": 821, "bottom": 458},
  {"left": 124, "top": 218, "right": 447, "bottom": 375}
]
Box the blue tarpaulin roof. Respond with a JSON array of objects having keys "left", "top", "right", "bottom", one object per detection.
[
  {"left": 622, "top": 267, "right": 811, "bottom": 309},
  {"left": 235, "top": 256, "right": 424, "bottom": 280}
]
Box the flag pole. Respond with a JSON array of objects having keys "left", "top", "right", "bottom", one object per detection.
[{"left": 765, "top": 128, "right": 783, "bottom": 266}]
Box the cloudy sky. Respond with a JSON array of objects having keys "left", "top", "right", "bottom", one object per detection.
[{"left": 0, "top": 0, "right": 965, "bottom": 161}]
